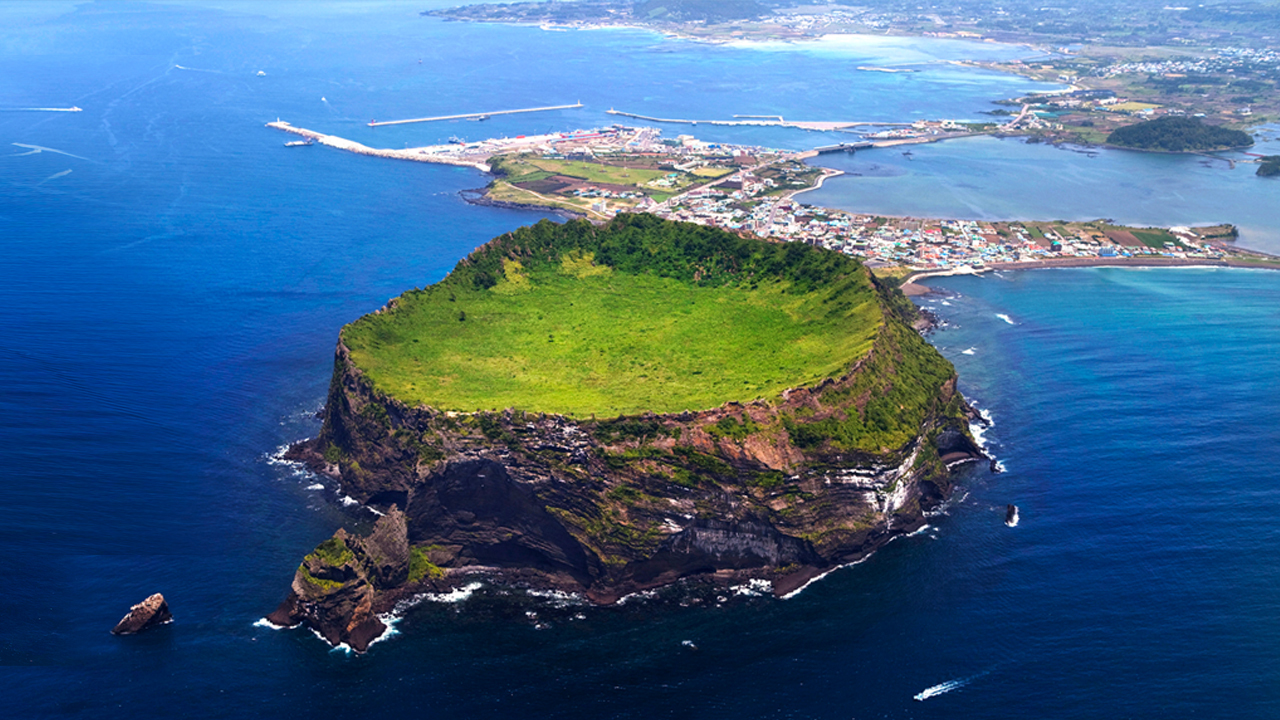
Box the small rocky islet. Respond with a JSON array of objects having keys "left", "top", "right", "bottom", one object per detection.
[{"left": 270, "top": 214, "right": 986, "bottom": 651}]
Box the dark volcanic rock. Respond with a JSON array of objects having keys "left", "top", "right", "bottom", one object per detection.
[
  {"left": 112, "top": 593, "right": 172, "bottom": 635},
  {"left": 273, "top": 217, "right": 991, "bottom": 634},
  {"left": 279, "top": 325, "right": 986, "bottom": 611},
  {"left": 266, "top": 508, "right": 412, "bottom": 652},
  {"left": 1005, "top": 504, "right": 1019, "bottom": 527}
]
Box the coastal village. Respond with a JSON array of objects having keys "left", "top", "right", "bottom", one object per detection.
[
  {"left": 459, "top": 125, "right": 1248, "bottom": 273},
  {"left": 269, "top": 119, "right": 1262, "bottom": 275}
]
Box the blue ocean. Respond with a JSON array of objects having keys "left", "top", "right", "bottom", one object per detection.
[{"left": 2, "top": 3, "right": 1278, "bottom": 718}]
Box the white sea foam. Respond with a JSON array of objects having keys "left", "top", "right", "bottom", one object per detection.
[
  {"left": 995, "top": 313, "right": 1016, "bottom": 325},
  {"left": 968, "top": 408, "right": 995, "bottom": 450},
  {"left": 414, "top": 581, "right": 485, "bottom": 605},
  {"left": 780, "top": 555, "right": 874, "bottom": 600},
  {"left": 968, "top": 422, "right": 990, "bottom": 449},
  {"left": 524, "top": 588, "right": 586, "bottom": 607},
  {"left": 906, "top": 524, "right": 932, "bottom": 537},
  {"left": 616, "top": 588, "right": 660, "bottom": 605},
  {"left": 340, "top": 495, "right": 359, "bottom": 507},
  {"left": 941, "top": 300, "right": 952, "bottom": 306},
  {"left": 253, "top": 617, "right": 298, "bottom": 630},
  {"left": 366, "top": 616, "right": 401, "bottom": 649},
  {"left": 961, "top": 347, "right": 976, "bottom": 355},
  {"left": 266, "top": 442, "right": 301, "bottom": 466},
  {"left": 308, "top": 628, "right": 353, "bottom": 655},
  {"left": 730, "top": 578, "right": 773, "bottom": 597},
  {"left": 306, "top": 483, "right": 324, "bottom": 490}
]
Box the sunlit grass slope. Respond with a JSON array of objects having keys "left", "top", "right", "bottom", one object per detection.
[{"left": 342, "top": 215, "right": 885, "bottom": 417}]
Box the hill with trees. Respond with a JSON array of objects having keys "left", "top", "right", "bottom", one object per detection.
[{"left": 1107, "top": 116, "right": 1253, "bottom": 152}]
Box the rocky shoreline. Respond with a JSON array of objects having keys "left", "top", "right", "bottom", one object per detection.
[{"left": 459, "top": 188, "right": 587, "bottom": 221}]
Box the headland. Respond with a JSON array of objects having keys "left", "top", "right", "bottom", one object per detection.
[{"left": 269, "top": 215, "right": 985, "bottom": 651}]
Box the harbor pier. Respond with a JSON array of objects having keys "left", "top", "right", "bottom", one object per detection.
[{"left": 368, "top": 102, "right": 584, "bottom": 127}]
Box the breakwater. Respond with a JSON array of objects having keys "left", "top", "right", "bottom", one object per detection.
[
  {"left": 604, "top": 108, "right": 910, "bottom": 132},
  {"left": 368, "top": 102, "right": 584, "bottom": 127},
  {"left": 265, "top": 121, "right": 491, "bottom": 171}
]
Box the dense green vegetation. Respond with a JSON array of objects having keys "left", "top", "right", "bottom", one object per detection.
[
  {"left": 1259, "top": 156, "right": 1280, "bottom": 177},
  {"left": 783, "top": 321, "right": 959, "bottom": 454},
  {"left": 407, "top": 546, "right": 444, "bottom": 583},
  {"left": 342, "top": 215, "right": 885, "bottom": 417},
  {"left": 1106, "top": 116, "right": 1253, "bottom": 152}
]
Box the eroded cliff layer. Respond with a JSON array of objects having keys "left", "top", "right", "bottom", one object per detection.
[{"left": 273, "top": 215, "right": 983, "bottom": 650}]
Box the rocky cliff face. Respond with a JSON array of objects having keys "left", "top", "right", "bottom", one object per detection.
[
  {"left": 270, "top": 215, "right": 986, "bottom": 651},
  {"left": 276, "top": 294, "right": 983, "bottom": 650},
  {"left": 266, "top": 507, "right": 413, "bottom": 652}
]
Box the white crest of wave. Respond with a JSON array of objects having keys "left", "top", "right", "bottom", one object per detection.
[
  {"left": 524, "top": 588, "right": 586, "bottom": 607},
  {"left": 425, "top": 581, "right": 484, "bottom": 604},
  {"left": 995, "top": 313, "right": 1016, "bottom": 325},
  {"left": 730, "top": 578, "right": 773, "bottom": 597}
]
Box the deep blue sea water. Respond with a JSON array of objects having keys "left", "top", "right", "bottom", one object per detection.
[{"left": 2, "top": 3, "right": 1279, "bottom": 718}]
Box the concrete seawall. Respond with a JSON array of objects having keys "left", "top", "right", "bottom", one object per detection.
[{"left": 266, "top": 121, "right": 491, "bottom": 172}]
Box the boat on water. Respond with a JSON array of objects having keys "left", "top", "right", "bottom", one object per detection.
[{"left": 284, "top": 138, "right": 314, "bottom": 147}]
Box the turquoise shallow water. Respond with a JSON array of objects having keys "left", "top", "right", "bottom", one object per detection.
[
  {"left": 802, "top": 130, "right": 1280, "bottom": 253},
  {"left": 2, "top": 3, "right": 1278, "bottom": 718}
]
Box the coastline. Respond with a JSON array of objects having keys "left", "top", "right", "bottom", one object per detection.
[
  {"left": 458, "top": 188, "right": 587, "bottom": 220},
  {"left": 785, "top": 166, "right": 844, "bottom": 199},
  {"left": 901, "top": 255, "right": 1280, "bottom": 295},
  {"left": 265, "top": 121, "right": 491, "bottom": 172}
]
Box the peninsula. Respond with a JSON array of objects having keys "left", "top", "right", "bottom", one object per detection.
[{"left": 270, "top": 214, "right": 985, "bottom": 651}]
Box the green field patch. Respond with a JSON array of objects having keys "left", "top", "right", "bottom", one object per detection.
[
  {"left": 342, "top": 216, "right": 884, "bottom": 417},
  {"left": 501, "top": 154, "right": 671, "bottom": 187},
  {"left": 1131, "top": 228, "right": 1184, "bottom": 249}
]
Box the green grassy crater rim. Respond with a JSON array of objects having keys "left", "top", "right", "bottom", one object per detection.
[{"left": 341, "top": 215, "right": 886, "bottom": 418}]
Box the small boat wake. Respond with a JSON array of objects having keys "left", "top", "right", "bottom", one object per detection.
[
  {"left": 995, "top": 313, "right": 1016, "bottom": 325},
  {"left": 11, "top": 143, "right": 90, "bottom": 161},
  {"left": 914, "top": 670, "right": 989, "bottom": 701}
]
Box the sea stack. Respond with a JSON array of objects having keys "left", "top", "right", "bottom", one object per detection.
[
  {"left": 1005, "top": 504, "right": 1019, "bottom": 527},
  {"left": 111, "top": 593, "right": 173, "bottom": 635}
]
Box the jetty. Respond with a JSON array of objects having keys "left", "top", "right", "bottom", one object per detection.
[
  {"left": 266, "top": 121, "right": 492, "bottom": 171},
  {"left": 368, "top": 102, "right": 584, "bottom": 127},
  {"left": 605, "top": 108, "right": 910, "bottom": 132},
  {"left": 813, "top": 141, "right": 874, "bottom": 154}
]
